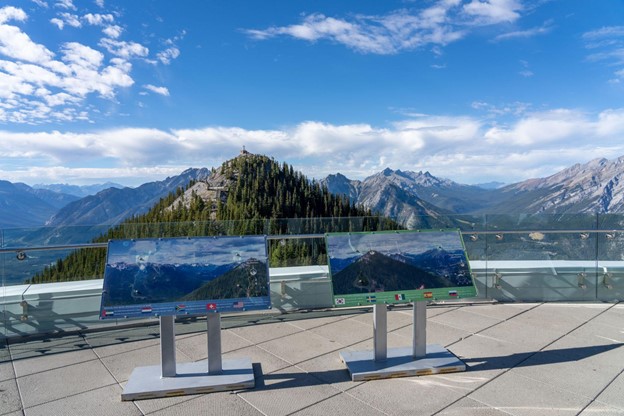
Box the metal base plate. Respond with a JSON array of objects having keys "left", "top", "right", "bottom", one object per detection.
[
  {"left": 122, "top": 358, "right": 255, "bottom": 401},
  {"left": 339, "top": 344, "right": 465, "bottom": 382}
]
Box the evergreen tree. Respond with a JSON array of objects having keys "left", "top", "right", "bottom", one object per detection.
[{"left": 29, "top": 154, "right": 400, "bottom": 283}]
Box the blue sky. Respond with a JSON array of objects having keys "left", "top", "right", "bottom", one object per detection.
[{"left": 1, "top": 0, "right": 624, "bottom": 186}]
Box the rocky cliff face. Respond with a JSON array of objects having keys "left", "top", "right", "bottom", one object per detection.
[
  {"left": 322, "top": 167, "right": 495, "bottom": 227},
  {"left": 496, "top": 157, "right": 624, "bottom": 213},
  {"left": 324, "top": 156, "right": 624, "bottom": 217}
]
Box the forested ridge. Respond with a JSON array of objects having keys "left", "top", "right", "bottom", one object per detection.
[{"left": 29, "top": 153, "right": 398, "bottom": 283}]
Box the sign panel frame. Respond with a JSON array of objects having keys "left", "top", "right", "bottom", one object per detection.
[
  {"left": 326, "top": 229, "right": 476, "bottom": 307},
  {"left": 100, "top": 235, "right": 271, "bottom": 319}
]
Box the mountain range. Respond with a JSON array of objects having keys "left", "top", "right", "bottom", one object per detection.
[{"left": 2, "top": 156, "right": 624, "bottom": 230}]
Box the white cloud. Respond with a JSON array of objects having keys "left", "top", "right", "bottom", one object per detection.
[
  {"left": 144, "top": 84, "right": 170, "bottom": 96},
  {"left": 0, "top": 22, "right": 55, "bottom": 63},
  {"left": 245, "top": 0, "right": 527, "bottom": 54},
  {"left": 95, "top": 0, "right": 105, "bottom": 7},
  {"left": 156, "top": 46, "right": 180, "bottom": 64},
  {"left": 56, "top": 12, "right": 81, "bottom": 28},
  {"left": 50, "top": 18, "right": 64, "bottom": 29},
  {"left": 4, "top": 107, "right": 624, "bottom": 185},
  {"left": 493, "top": 20, "right": 552, "bottom": 41},
  {"left": 32, "top": 0, "right": 49, "bottom": 8},
  {"left": 54, "top": 0, "right": 76, "bottom": 11},
  {"left": 99, "top": 38, "right": 149, "bottom": 59},
  {"left": 463, "top": 0, "right": 522, "bottom": 25},
  {"left": 102, "top": 24, "right": 122, "bottom": 38},
  {"left": 0, "top": 7, "right": 138, "bottom": 123},
  {"left": 0, "top": 6, "right": 27, "bottom": 24},
  {"left": 583, "top": 25, "right": 624, "bottom": 84},
  {"left": 83, "top": 13, "right": 114, "bottom": 26}
]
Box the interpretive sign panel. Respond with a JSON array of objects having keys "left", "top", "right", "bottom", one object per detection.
[
  {"left": 100, "top": 235, "right": 270, "bottom": 319},
  {"left": 327, "top": 230, "right": 476, "bottom": 307}
]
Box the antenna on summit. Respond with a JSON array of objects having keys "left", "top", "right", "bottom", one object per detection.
[{"left": 240, "top": 145, "right": 249, "bottom": 155}]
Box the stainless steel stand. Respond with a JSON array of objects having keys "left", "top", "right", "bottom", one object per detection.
[
  {"left": 122, "top": 314, "right": 255, "bottom": 400},
  {"left": 339, "top": 303, "right": 466, "bottom": 381}
]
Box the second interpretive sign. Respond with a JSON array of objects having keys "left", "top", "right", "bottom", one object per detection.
[{"left": 326, "top": 230, "right": 476, "bottom": 307}]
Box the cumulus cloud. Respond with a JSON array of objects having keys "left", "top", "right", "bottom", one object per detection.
[
  {"left": 245, "top": 0, "right": 527, "bottom": 54},
  {"left": 99, "top": 38, "right": 149, "bottom": 59},
  {"left": 102, "top": 24, "right": 122, "bottom": 38},
  {"left": 5, "top": 107, "right": 624, "bottom": 185},
  {"left": 0, "top": 3, "right": 183, "bottom": 124},
  {"left": 156, "top": 46, "right": 180, "bottom": 64},
  {"left": 143, "top": 84, "right": 170, "bottom": 96},
  {"left": 0, "top": 5, "right": 143, "bottom": 123},
  {"left": 54, "top": 0, "right": 76, "bottom": 11},
  {"left": 462, "top": 0, "right": 522, "bottom": 25}
]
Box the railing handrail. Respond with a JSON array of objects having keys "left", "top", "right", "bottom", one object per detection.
[{"left": 1, "top": 228, "right": 622, "bottom": 254}]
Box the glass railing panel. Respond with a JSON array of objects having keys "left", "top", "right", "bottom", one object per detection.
[
  {"left": 2, "top": 280, "right": 105, "bottom": 339},
  {"left": 476, "top": 214, "right": 600, "bottom": 301},
  {"left": 596, "top": 215, "right": 624, "bottom": 301},
  {"left": 1, "top": 225, "right": 110, "bottom": 339},
  {"left": 267, "top": 235, "right": 332, "bottom": 311},
  {"left": 5, "top": 215, "right": 624, "bottom": 341}
]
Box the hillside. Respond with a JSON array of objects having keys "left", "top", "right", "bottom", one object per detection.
[
  {"left": 29, "top": 152, "right": 396, "bottom": 284},
  {"left": 331, "top": 250, "right": 453, "bottom": 295}
]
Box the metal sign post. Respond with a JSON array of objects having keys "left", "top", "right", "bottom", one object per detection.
[
  {"left": 339, "top": 303, "right": 466, "bottom": 381},
  {"left": 121, "top": 314, "right": 255, "bottom": 401}
]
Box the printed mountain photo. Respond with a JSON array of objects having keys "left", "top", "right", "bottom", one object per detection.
[
  {"left": 327, "top": 230, "right": 474, "bottom": 298},
  {"left": 101, "top": 235, "right": 269, "bottom": 307}
]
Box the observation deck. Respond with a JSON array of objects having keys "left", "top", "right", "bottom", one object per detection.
[{"left": 1, "top": 215, "right": 624, "bottom": 415}]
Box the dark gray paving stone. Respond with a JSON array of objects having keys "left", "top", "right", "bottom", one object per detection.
[
  {"left": 347, "top": 376, "right": 466, "bottom": 416},
  {"left": 429, "top": 307, "right": 504, "bottom": 333},
  {"left": 8, "top": 335, "right": 89, "bottom": 361},
  {"left": 293, "top": 350, "right": 363, "bottom": 392},
  {"left": 508, "top": 347, "right": 622, "bottom": 401},
  {"left": 12, "top": 347, "right": 98, "bottom": 378},
  {"left": 0, "top": 379, "right": 22, "bottom": 415},
  {"left": 437, "top": 397, "right": 515, "bottom": 416},
  {"left": 23, "top": 384, "right": 141, "bottom": 416},
  {"left": 131, "top": 388, "right": 217, "bottom": 415},
  {"left": 427, "top": 306, "right": 460, "bottom": 318},
  {"left": 291, "top": 391, "right": 387, "bottom": 415},
  {"left": 258, "top": 331, "right": 342, "bottom": 365},
  {"left": 99, "top": 342, "right": 191, "bottom": 383},
  {"left": 88, "top": 333, "right": 160, "bottom": 358},
  {"left": 468, "top": 371, "right": 591, "bottom": 416},
  {"left": 351, "top": 308, "right": 416, "bottom": 331},
  {"left": 288, "top": 314, "right": 354, "bottom": 331},
  {"left": 175, "top": 330, "right": 252, "bottom": 361},
  {"left": 229, "top": 321, "right": 303, "bottom": 344},
  {"left": 223, "top": 345, "right": 292, "bottom": 375},
  {"left": 0, "top": 361, "right": 15, "bottom": 383},
  {"left": 146, "top": 391, "right": 264, "bottom": 416},
  {"left": 238, "top": 365, "right": 342, "bottom": 416},
  {"left": 392, "top": 320, "right": 472, "bottom": 348},
  {"left": 308, "top": 317, "right": 372, "bottom": 346},
  {"left": 17, "top": 359, "right": 117, "bottom": 408},
  {"left": 578, "top": 400, "right": 624, "bottom": 415},
  {"left": 592, "top": 370, "right": 624, "bottom": 410},
  {"left": 458, "top": 303, "right": 537, "bottom": 321}
]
